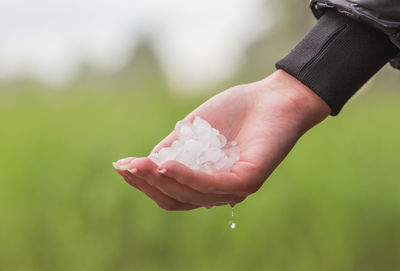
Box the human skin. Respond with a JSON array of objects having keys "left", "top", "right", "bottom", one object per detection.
[{"left": 113, "top": 69, "right": 331, "bottom": 211}]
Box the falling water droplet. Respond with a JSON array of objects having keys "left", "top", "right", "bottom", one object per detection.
[{"left": 228, "top": 206, "right": 236, "bottom": 229}]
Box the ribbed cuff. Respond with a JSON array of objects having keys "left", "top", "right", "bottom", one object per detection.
[{"left": 276, "top": 10, "right": 399, "bottom": 115}]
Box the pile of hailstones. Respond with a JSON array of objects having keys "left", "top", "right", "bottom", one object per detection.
[{"left": 149, "top": 117, "right": 240, "bottom": 173}]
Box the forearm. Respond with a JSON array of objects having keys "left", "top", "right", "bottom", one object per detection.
[{"left": 276, "top": 9, "right": 399, "bottom": 115}]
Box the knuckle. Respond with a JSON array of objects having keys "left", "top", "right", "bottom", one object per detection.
[
  {"left": 244, "top": 182, "right": 260, "bottom": 195},
  {"left": 182, "top": 196, "right": 202, "bottom": 206},
  {"left": 160, "top": 201, "right": 180, "bottom": 211},
  {"left": 202, "top": 184, "right": 217, "bottom": 194},
  {"left": 125, "top": 178, "right": 139, "bottom": 189},
  {"left": 232, "top": 194, "right": 246, "bottom": 203},
  {"left": 236, "top": 196, "right": 247, "bottom": 204},
  {"left": 158, "top": 203, "right": 173, "bottom": 211},
  {"left": 164, "top": 192, "right": 188, "bottom": 204},
  {"left": 173, "top": 193, "right": 188, "bottom": 203}
]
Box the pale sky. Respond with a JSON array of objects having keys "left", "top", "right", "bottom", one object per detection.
[{"left": 0, "top": 0, "right": 270, "bottom": 88}]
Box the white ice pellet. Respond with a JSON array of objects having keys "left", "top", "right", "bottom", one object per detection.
[
  {"left": 205, "top": 148, "right": 222, "bottom": 163},
  {"left": 149, "top": 116, "right": 240, "bottom": 173},
  {"left": 148, "top": 153, "right": 159, "bottom": 164},
  {"left": 184, "top": 139, "right": 202, "bottom": 153},
  {"left": 172, "top": 140, "right": 183, "bottom": 149},
  {"left": 217, "top": 134, "right": 227, "bottom": 148}
]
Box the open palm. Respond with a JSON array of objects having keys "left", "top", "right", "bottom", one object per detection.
[{"left": 113, "top": 70, "right": 330, "bottom": 210}]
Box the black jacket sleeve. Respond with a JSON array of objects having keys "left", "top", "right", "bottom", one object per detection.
[
  {"left": 310, "top": 0, "right": 400, "bottom": 70},
  {"left": 275, "top": 10, "right": 399, "bottom": 115}
]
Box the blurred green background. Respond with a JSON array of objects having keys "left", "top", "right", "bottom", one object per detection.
[{"left": 1, "top": 1, "right": 400, "bottom": 270}]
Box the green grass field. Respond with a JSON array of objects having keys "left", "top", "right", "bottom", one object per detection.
[{"left": 1, "top": 83, "right": 400, "bottom": 271}]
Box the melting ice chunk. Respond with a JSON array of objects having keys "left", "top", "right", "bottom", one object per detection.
[{"left": 149, "top": 116, "right": 240, "bottom": 173}]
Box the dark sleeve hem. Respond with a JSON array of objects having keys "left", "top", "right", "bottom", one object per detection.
[{"left": 275, "top": 10, "right": 399, "bottom": 116}]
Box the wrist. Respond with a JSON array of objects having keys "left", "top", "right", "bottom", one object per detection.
[{"left": 255, "top": 70, "right": 331, "bottom": 132}]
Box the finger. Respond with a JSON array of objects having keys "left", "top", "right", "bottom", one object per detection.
[
  {"left": 113, "top": 157, "right": 199, "bottom": 210},
  {"left": 150, "top": 132, "right": 177, "bottom": 154},
  {"left": 113, "top": 157, "right": 137, "bottom": 170},
  {"left": 113, "top": 163, "right": 142, "bottom": 191},
  {"left": 113, "top": 158, "right": 142, "bottom": 191},
  {"left": 123, "top": 168, "right": 200, "bottom": 211},
  {"left": 128, "top": 158, "right": 245, "bottom": 206},
  {"left": 158, "top": 160, "right": 259, "bottom": 196}
]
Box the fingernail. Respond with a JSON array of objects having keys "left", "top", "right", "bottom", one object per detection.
[
  {"left": 128, "top": 168, "right": 137, "bottom": 174},
  {"left": 157, "top": 168, "right": 167, "bottom": 174},
  {"left": 118, "top": 164, "right": 130, "bottom": 171},
  {"left": 112, "top": 162, "right": 120, "bottom": 170},
  {"left": 117, "top": 157, "right": 131, "bottom": 165}
]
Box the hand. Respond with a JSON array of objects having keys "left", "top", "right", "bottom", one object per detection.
[{"left": 113, "top": 70, "right": 331, "bottom": 210}]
